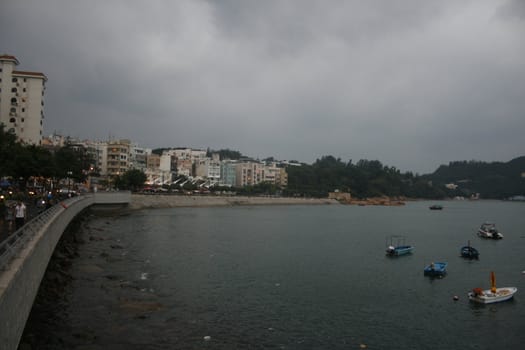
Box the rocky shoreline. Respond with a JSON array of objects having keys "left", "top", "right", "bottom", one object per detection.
[
  {"left": 128, "top": 194, "right": 409, "bottom": 210},
  {"left": 338, "top": 196, "right": 408, "bottom": 206}
]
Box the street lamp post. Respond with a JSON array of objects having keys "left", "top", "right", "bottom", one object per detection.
[{"left": 67, "top": 171, "right": 73, "bottom": 196}]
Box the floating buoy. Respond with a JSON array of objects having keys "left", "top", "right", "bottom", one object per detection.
[
  {"left": 453, "top": 295, "right": 459, "bottom": 301},
  {"left": 203, "top": 336, "right": 211, "bottom": 341}
]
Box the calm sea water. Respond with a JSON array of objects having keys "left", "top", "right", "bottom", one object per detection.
[{"left": 23, "top": 200, "right": 525, "bottom": 349}]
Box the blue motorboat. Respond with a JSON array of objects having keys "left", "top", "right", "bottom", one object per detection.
[
  {"left": 385, "top": 235, "right": 414, "bottom": 256},
  {"left": 460, "top": 241, "right": 479, "bottom": 259},
  {"left": 424, "top": 262, "right": 447, "bottom": 277}
]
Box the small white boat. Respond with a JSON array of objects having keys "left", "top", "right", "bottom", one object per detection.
[
  {"left": 468, "top": 272, "right": 517, "bottom": 304},
  {"left": 478, "top": 222, "right": 503, "bottom": 239}
]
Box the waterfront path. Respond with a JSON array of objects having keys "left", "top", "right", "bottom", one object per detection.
[{"left": 0, "top": 192, "right": 130, "bottom": 350}]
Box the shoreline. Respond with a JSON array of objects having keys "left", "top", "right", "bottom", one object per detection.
[{"left": 129, "top": 194, "right": 339, "bottom": 210}]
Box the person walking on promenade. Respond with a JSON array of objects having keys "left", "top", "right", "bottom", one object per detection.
[
  {"left": 5, "top": 202, "right": 15, "bottom": 232},
  {"left": 15, "top": 200, "right": 26, "bottom": 230}
]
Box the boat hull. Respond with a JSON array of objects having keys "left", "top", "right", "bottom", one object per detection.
[
  {"left": 386, "top": 245, "right": 414, "bottom": 256},
  {"left": 478, "top": 230, "right": 503, "bottom": 239},
  {"left": 424, "top": 262, "right": 447, "bottom": 277},
  {"left": 460, "top": 246, "right": 479, "bottom": 259},
  {"left": 468, "top": 287, "right": 517, "bottom": 304}
]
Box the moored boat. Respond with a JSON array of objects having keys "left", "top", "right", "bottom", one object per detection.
[
  {"left": 460, "top": 241, "right": 479, "bottom": 259},
  {"left": 429, "top": 205, "right": 443, "bottom": 210},
  {"left": 478, "top": 222, "right": 503, "bottom": 239},
  {"left": 385, "top": 235, "right": 414, "bottom": 256},
  {"left": 468, "top": 272, "right": 517, "bottom": 304},
  {"left": 424, "top": 261, "right": 447, "bottom": 277}
]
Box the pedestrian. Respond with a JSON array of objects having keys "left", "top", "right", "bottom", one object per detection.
[
  {"left": 5, "top": 202, "right": 15, "bottom": 232},
  {"left": 14, "top": 200, "right": 26, "bottom": 230}
]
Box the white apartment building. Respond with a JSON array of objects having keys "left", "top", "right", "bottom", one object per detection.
[
  {"left": 262, "top": 162, "right": 289, "bottom": 188},
  {"left": 129, "top": 144, "right": 151, "bottom": 172},
  {"left": 0, "top": 54, "right": 47, "bottom": 145},
  {"left": 86, "top": 141, "right": 109, "bottom": 176},
  {"left": 163, "top": 148, "right": 207, "bottom": 177},
  {"left": 165, "top": 148, "right": 207, "bottom": 161},
  {"left": 219, "top": 160, "right": 237, "bottom": 187},
  {"left": 195, "top": 153, "right": 221, "bottom": 183},
  {"left": 235, "top": 161, "right": 265, "bottom": 187},
  {"left": 106, "top": 139, "right": 131, "bottom": 177}
]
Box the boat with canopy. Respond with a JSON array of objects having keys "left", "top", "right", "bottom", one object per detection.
[{"left": 468, "top": 271, "right": 517, "bottom": 304}]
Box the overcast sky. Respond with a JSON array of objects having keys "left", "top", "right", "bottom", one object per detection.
[{"left": 2, "top": 0, "right": 524, "bottom": 173}]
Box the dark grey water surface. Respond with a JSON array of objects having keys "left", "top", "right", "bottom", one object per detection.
[{"left": 24, "top": 200, "right": 525, "bottom": 349}]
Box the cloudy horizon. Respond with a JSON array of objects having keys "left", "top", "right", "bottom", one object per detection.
[{"left": 2, "top": 0, "right": 524, "bottom": 174}]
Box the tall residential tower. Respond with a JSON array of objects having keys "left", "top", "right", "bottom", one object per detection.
[{"left": 0, "top": 54, "right": 47, "bottom": 145}]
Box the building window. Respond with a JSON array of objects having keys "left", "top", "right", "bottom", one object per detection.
[
  {"left": 11, "top": 87, "right": 17, "bottom": 93},
  {"left": 23, "top": 88, "right": 26, "bottom": 92},
  {"left": 12, "top": 78, "right": 17, "bottom": 82},
  {"left": 10, "top": 118, "right": 16, "bottom": 123}
]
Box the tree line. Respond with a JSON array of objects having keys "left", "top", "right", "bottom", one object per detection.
[
  {"left": 283, "top": 156, "right": 446, "bottom": 199},
  {"left": 0, "top": 125, "right": 95, "bottom": 188},
  {"left": 284, "top": 155, "right": 524, "bottom": 199},
  {"left": 422, "top": 157, "right": 525, "bottom": 199}
]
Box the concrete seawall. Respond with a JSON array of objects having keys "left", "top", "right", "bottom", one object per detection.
[
  {"left": 0, "top": 192, "right": 131, "bottom": 350},
  {"left": 129, "top": 194, "right": 339, "bottom": 210}
]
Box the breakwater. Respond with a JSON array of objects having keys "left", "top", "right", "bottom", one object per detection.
[{"left": 129, "top": 194, "right": 338, "bottom": 210}]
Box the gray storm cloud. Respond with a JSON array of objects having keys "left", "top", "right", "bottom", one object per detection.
[{"left": 1, "top": 0, "right": 524, "bottom": 173}]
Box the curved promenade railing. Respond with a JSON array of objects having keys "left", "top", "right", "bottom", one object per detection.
[
  {"left": 0, "top": 191, "right": 130, "bottom": 350},
  {"left": 0, "top": 195, "right": 84, "bottom": 270}
]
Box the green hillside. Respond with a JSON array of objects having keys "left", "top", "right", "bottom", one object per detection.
[{"left": 423, "top": 157, "right": 525, "bottom": 199}]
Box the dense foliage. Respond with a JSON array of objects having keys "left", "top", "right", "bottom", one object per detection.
[
  {"left": 284, "top": 156, "right": 446, "bottom": 199},
  {"left": 114, "top": 169, "right": 147, "bottom": 191},
  {"left": 285, "top": 155, "right": 524, "bottom": 199},
  {"left": 422, "top": 158, "right": 525, "bottom": 199},
  {"left": 0, "top": 124, "right": 96, "bottom": 187}
]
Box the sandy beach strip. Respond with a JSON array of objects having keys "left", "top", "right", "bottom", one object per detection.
[{"left": 129, "top": 194, "right": 339, "bottom": 210}]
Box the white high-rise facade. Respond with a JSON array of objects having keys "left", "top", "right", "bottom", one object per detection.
[{"left": 0, "top": 55, "right": 47, "bottom": 145}]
